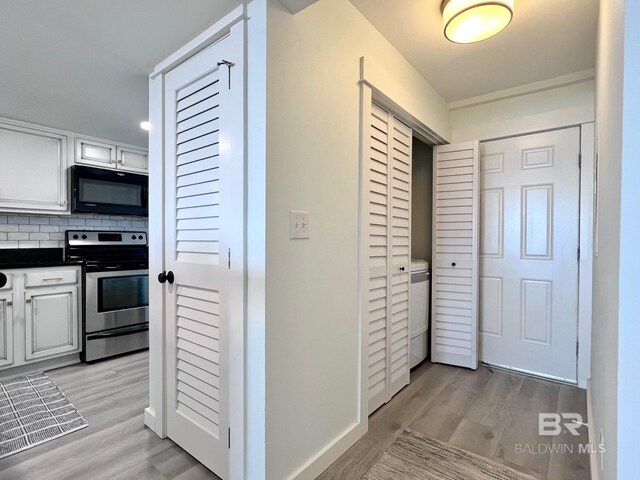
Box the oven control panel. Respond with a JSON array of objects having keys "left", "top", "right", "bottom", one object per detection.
[{"left": 66, "top": 230, "right": 147, "bottom": 246}]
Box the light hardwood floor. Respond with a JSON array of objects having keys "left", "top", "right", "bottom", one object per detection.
[
  {"left": 0, "top": 351, "right": 220, "bottom": 480},
  {"left": 0, "top": 352, "right": 589, "bottom": 480},
  {"left": 318, "top": 361, "right": 591, "bottom": 480}
]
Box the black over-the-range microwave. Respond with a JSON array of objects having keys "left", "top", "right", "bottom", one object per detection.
[{"left": 70, "top": 165, "right": 148, "bottom": 217}]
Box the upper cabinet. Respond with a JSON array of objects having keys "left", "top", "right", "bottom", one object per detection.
[
  {"left": 76, "top": 137, "right": 148, "bottom": 173},
  {"left": 0, "top": 117, "right": 148, "bottom": 215},
  {"left": 116, "top": 146, "right": 148, "bottom": 173},
  {"left": 75, "top": 137, "right": 117, "bottom": 168},
  {"left": 0, "top": 121, "right": 69, "bottom": 214}
]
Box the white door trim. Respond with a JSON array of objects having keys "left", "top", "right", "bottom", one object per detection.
[{"left": 146, "top": 11, "right": 246, "bottom": 480}]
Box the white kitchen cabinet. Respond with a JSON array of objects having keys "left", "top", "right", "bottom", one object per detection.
[
  {"left": 0, "top": 292, "right": 14, "bottom": 367},
  {"left": 117, "top": 146, "right": 148, "bottom": 173},
  {"left": 75, "top": 137, "right": 117, "bottom": 168},
  {"left": 25, "top": 285, "right": 78, "bottom": 360},
  {"left": 0, "top": 266, "right": 81, "bottom": 371},
  {"left": 75, "top": 136, "right": 148, "bottom": 173},
  {"left": 0, "top": 120, "right": 69, "bottom": 214}
]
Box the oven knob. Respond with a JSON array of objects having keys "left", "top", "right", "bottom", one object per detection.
[
  {"left": 72, "top": 234, "right": 79, "bottom": 240},
  {"left": 82, "top": 234, "right": 87, "bottom": 240}
]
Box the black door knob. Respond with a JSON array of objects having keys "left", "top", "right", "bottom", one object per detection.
[
  {"left": 166, "top": 271, "right": 175, "bottom": 284},
  {"left": 0, "top": 273, "right": 6, "bottom": 289},
  {"left": 400, "top": 266, "right": 405, "bottom": 271},
  {"left": 451, "top": 262, "right": 457, "bottom": 267},
  {"left": 158, "top": 271, "right": 167, "bottom": 284}
]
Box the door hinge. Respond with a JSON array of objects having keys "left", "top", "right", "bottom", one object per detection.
[
  {"left": 577, "top": 341, "right": 580, "bottom": 357},
  {"left": 577, "top": 247, "right": 581, "bottom": 262},
  {"left": 228, "top": 248, "right": 231, "bottom": 269},
  {"left": 578, "top": 153, "right": 582, "bottom": 168},
  {"left": 228, "top": 428, "right": 231, "bottom": 449},
  {"left": 217, "top": 60, "right": 235, "bottom": 89}
]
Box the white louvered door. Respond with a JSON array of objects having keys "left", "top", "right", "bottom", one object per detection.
[
  {"left": 163, "top": 34, "right": 242, "bottom": 479},
  {"left": 367, "top": 103, "right": 411, "bottom": 415},
  {"left": 431, "top": 142, "right": 480, "bottom": 369}
]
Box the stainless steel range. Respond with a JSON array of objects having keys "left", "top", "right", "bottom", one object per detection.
[{"left": 64, "top": 230, "right": 149, "bottom": 362}]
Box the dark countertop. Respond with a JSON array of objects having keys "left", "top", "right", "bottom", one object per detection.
[{"left": 0, "top": 248, "right": 83, "bottom": 270}]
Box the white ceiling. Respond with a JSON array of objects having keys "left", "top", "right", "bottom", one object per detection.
[
  {"left": 350, "top": 0, "right": 598, "bottom": 103},
  {"left": 0, "top": 0, "right": 241, "bottom": 146}
]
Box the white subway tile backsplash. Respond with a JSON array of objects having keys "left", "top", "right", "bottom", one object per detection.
[
  {"left": 0, "top": 213, "right": 148, "bottom": 249},
  {"left": 29, "top": 233, "right": 49, "bottom": 241},
  {"left": 8, "top": 233, "right": 29, "bottom": 241}
]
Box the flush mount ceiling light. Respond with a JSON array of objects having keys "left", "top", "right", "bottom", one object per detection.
[{"left": 442, "top": 0, "right": 514, "bottom": 44}]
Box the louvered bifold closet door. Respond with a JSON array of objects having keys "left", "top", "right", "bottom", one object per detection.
[
  {"left": 387, "top": 117, "right": 412, "bottom": 398},
  {"left": 431, "top": 142, "right": 479, "bottom": 369},
  {"left": 367, "top": 103, "right": 412, "bottom": 415},
  {"left": 367, "top": 103, "right": 391, "bottom": 415},
  {"left": 162, "top": 29, "right": 244, "bottom": 479}
]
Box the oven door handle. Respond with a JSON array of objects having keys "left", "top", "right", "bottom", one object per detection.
[{"left": 86, "top": 324, "right": 149, "bottom": 340}]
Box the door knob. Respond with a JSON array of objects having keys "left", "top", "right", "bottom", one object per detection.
[
  {"left": 400, "top": 266, "right": 405, "bottom": 272},
  {"left": 451, "top": 262, "right": 457, "bottom": 267},
  {"left": 0, "top": 273, "right": 6, "bottom": 289},
  {"left": 158, "top": 271, "right": 175, "bottom": 284}
]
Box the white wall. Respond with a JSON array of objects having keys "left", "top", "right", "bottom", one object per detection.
[
  {"left": 411, "top": 139, "right": 433, "bottom": 263},
  {"left": 264, "top": 0, "right": 450, "bottom": 478},
  {"left": 451, "top": 80, "right": 595, "bottom": 142},
  {"left": 591, "top": 0, "right": 624, "bottom": 478},
  {"left": 617, "top": 0, "right": 640, "bottom": 476}
]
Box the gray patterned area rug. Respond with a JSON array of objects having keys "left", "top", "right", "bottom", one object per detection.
[
  {"left": 364, "top": 429, "right": 537, "bottom": 480},
  {"left": 0, "top": 372, "right": 87, "bottom": 458}
]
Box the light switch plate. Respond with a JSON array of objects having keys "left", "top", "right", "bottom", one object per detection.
[{"left": 289, "top": 210, "right": 310, "bottom": 239}]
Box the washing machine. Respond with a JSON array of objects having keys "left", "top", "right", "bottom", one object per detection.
[{"left": 410, "top": 259, "right": 430, "bottom": 368}]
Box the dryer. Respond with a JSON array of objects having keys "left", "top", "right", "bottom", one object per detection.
[{"left": 410, "top": 259, "right": 430, "bottom": 368}]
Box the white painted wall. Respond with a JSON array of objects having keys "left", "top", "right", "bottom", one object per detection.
[
  {"left": 617, "top": 0, "right": 640, "bottom": 477},
  {"left": 263, "top": 0, "right": 450, "bottom": 478},
  {"left": 451, "top": 80, "right": 595, "bottom": 142},
  {"left": 591, "top": 0, "right": 624, "bottom": 477}
]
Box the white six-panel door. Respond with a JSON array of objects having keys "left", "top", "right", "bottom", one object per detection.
[
  {"left": 431, "top": 142, "right": 480, "bottom": 370},
  {"left": 367, "top": 103, "right": 411, "bottom": 415},
  {"left": 479, "top": 128, "right": 580, "bottom": 382},
  {"left": 163, "top": 34, "right": 242, "bottom": 479}
]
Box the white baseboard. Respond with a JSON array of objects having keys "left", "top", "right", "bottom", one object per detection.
[
  {"left": 586, "top": 379, "right": 600, "bottom": 480},
  {"left": 287, "top": 421, "right": 365, "bottom": 480}
]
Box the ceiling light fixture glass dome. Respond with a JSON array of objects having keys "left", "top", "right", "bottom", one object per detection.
[{"left": 442, "top": 0, "right": 514, "bottom": 44}]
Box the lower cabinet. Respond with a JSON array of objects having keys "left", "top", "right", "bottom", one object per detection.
[
  {"left": 0, "top": 293, "right": 13, "bottom": 367},
  {"left": 25, "top": 285, "right": 78, "bottom": 361},
  {"left": 0, "top": 267, "right": 81, "bottom": 371}
]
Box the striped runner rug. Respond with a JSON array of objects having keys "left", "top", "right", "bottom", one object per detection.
[
  {"left": 0, "top": 372, "right": 87, "bottom": 459},
  {"left": 364, "top": 429, "right": 537, "bottom": 480}
]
